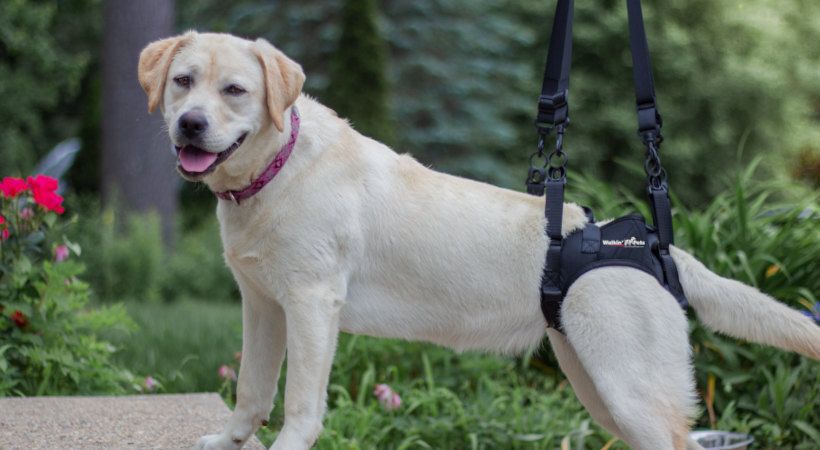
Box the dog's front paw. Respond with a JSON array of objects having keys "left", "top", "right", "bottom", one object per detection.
[{"left": 194, "top": 433, "right": 244, "bottom": 450}]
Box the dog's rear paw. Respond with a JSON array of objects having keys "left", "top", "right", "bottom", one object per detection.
[{"left": 193, "top": 433, "right": 243, "bottom": 450}]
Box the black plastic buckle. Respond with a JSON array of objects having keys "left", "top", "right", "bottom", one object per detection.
[
  {"left": 536, "top": 90, "right": 569, "bottom": 129},
  {"left": 636, "top": 102, "right": 663, "bottom": 142}
]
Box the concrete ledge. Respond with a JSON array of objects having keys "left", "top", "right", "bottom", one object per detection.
[{"left": 0, "top": 393, "right": 266, "bottom": 449}]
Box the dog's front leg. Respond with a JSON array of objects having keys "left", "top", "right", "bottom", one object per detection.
[
  {"left": 270, "top": 287, "right": 342, "bottom": 450},
  {"left": 196, "top": 282, "right": 287, "bottom": 450}
]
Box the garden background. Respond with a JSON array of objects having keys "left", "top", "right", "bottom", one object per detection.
[{"left": 1, "top": 0, "right": 818, "bottom": 448}]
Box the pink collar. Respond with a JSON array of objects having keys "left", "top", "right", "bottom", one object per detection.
[{"left": 216, "top": 106, "right": 301, "bottom": 204}]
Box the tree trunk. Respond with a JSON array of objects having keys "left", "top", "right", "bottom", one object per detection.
[{"left": 101, "top": 0, "right": 177, "bottom": 245}]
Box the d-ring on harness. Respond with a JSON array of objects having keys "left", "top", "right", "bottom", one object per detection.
[{"left": 526, "top": 0, "right": 687, "bottom": 332}]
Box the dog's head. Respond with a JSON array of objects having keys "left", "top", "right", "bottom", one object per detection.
[{"left": 138, "top": 32, "right": 305, "bottom": 185}]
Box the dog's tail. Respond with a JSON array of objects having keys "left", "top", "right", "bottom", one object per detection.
[{"left": 670, "top": 246, "right": 820, "bottom": 360}]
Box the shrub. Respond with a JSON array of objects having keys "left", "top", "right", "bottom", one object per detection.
[
  {"left": 88, "top": 209, "right": 165, "bottom": 302},
  {"left": 73, "top": 202, "right": 237, "bottom": 303},
  {"left": 0, "top": 175, "right": 136, "bottom": 395},
  {"left": 163, "top": 218, "right": 238, "bottom": 302}
]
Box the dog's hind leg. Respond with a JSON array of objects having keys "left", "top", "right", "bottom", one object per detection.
[
  {"left": 561, "top": 267, "right": 699, "bottom": 450},
  {"left": 547, "top": 329, "right": 624, "bottom": 440}
]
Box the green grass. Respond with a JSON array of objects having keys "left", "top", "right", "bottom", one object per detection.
[
  {"left": 111, "top": 300, "right": 622, "bottom": 449},
  {"left": 106, "top": 300, "right": 243, "bottom": 393}
]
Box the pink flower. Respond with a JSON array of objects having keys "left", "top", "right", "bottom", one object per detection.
[
  {"left": 144, "top": 376, "right": 157, "bottom": 391},
  {"left": 0, "top": 215, "right": 4, "bottom": 226},
  {"left": 374, "top": 384, "right": 402, "bottom": 411},
  {"left": 19, "top": 208, "right": 34, "bottom": 220},
  {"left": 0, "top": 177, "right": 28, "bottom": 198},
  {"left": 54, "top": 245, "right": 70, "bottom": 262},
  {"left": 218, "top": 364, "right": 237, "bottom": 381}
]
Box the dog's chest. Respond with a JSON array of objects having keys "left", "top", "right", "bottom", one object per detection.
[{"left": 217, "top": 207, "right": 283, "bottom": 281}]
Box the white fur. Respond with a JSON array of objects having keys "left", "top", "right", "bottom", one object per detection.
[{"left": 137, "top": 33, "right": 820, "bottom": 450}]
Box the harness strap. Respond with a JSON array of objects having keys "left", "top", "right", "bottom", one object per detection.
[
  {"left": 536, "top": 0, "right": 573, "bottom": 130},
  {"left": 626, "top": 0, "right": 687, "bottom": 307},
  {"left": 541, "top": 178, "right": 566, "bottom": 330},
  {"left": 536, "top": 0, "right": 573, "bottom": 330},
  {"left": 627, "top": 0, "right": 662, "bottom": 141}
]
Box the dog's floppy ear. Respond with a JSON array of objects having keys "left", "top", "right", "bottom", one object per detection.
[
  {"left": 253, "top": 38, "right": 306, "bottom": 132},
  {"left": 138, "top": 32, "right": 195, "bottom": 113}
]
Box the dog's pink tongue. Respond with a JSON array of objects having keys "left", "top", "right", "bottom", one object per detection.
[{"left": 178, "top": 146, "right": 218, "bottom": 173}]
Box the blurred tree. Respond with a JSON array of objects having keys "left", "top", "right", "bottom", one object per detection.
[
  {"left": 181, "top": 0, "right": 535, "bottom": 188},
  {"left": 325, "top": 0, "right": 393, "bottom": 144},
  {"left": 101, "top": 0, "right": 178, "bottom": 244},
  {"left": 382, "top": 0, "right": 534, "bottom": 188},
  {"left": 0, "top": 0, "right": 97, "bottom": 175},
  {"left": 4, "top": 0, "right": 815, "bottom": 209}
]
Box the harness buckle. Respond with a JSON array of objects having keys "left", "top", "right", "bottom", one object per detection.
[
  {"left": 636, "top": 102, "right": 663, "bottom": 144},
  {"left": 536, "top": 90, "right": 569, "bottom": 130}
]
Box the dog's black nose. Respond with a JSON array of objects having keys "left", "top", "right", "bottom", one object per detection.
[{"left": 178, "top": 111, "right": 209, "bottom": 139}]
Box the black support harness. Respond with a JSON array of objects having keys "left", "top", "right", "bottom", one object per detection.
[{"left": 526, "top": 0, "right": 688, "bottom": 332}]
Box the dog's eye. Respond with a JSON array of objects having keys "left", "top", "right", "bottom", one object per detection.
[
  {"left": 224, "top": 84, "right": 246, "bottom": 96},
  {"left": 173, "top": 75, "right": 192, "bottom": 88}
]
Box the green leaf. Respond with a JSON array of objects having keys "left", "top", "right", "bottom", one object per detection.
[{"left": 793, "top": 421, "right": 820, "bottom": 445}]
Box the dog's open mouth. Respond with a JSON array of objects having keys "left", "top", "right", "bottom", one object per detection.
[{"left": 176, "top": 133, "right": 247, "bottom": 176}]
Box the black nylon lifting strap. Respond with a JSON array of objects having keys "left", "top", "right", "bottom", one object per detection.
[
  {"left": 533, "top": 0, "right": 687, "bottom": 331},
  {"left": 536, "top": 0, "right": 572, "bottom": 129},
  {"left": 627, "top": 0, "right": 663, "bottom": 141},
  {"left": 626, "top": 0, "right": 685, "bottom": 307},
  {"left": 536, "top": 0, "right": 574, "bottom": 325}
]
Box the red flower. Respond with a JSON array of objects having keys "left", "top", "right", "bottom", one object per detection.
[
  {"left": 27, "top": 175, "right": 58, "bottom": 192},
  {"left": 10, "top": 310, "right": 28, "bottom": 328},
  {"left": 0, "top": 177, "right": 28, "bottom": 198},
  {"left": 27, "top": 175, "right": 64, "bottom": 214},
  {"left": 1, "top": 229, "right": 8, "bottom": 241},
  {"left": 0, "top": 214, "right": 5, "bottom": 225}
]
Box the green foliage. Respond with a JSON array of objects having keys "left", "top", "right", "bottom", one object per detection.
[
  {"left": 2, "top": 0, "right": 818, "bottom": 204},
  {"left": 104, "top": 300, "right": 243, "bottom": 394},
  {"left": 0, "top": 0, "right": 101, "bottom": 174},
  {"left": 293, "top": 339, "right": 598, "bottom": 450},
  {"left": 675, "top": 159, "right": 819, "bottom": 300},
  {"left": 163, "top": 218, "right": 238, "bottom": 302},
  {"left": 77, "top": 208, "right": 165, "bottom": 302},
  {"left": 326, "top": 0, "right": 394, "bottom": 144},
  {"left": 72, "top": 202, "right": 237, "bottom": 302},
  {"left": 518, "top": 0, "right": 820, "bottom": 205},
  {"left": 675, "top": 161, "right": 820, "bottom": 449},
  {"left": 0, "top": 179, "right": 135, "bottom": 396},
  {"left": 177, "top": 0, "right": 820, "bottom": 203}
]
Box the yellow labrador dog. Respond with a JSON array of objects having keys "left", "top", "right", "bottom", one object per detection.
[{"left": 138, "top": 32, "right": 820, "bottom": 450}]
